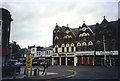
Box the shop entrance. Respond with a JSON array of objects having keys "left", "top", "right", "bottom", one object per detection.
[
  {"left": 67, "top": 57, "right": 74, "bottom": 65},
  {"left": 61, "top": 57, "right": 65, "bottom": 65},
  {"left": 54, "top": 57, "right": 59, "bottom": 65}
]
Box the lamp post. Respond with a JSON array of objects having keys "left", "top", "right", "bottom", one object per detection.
[
  {"left": 10, "top": 42, "right": 13, "bottom": 59},
  {"left": 103, "top": 35, "right": 106, "bottom": 66}
]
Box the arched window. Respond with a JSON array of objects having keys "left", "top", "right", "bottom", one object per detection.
[
  {"left": 54, "top": 45, "right": 59, "bottom": 53},
  {"left": 66, "top": 43, "right": 69, "bottom": 52},
  {"left": 61, "top": 44, "right": 65, "bottom": 52},
  {"left": 88, "top": 41, "right": 93, "bottom": 46},
  {"left": 55, "top": 45, "right": 59, "bottom": 48},
  {"left": 79, "top": 34, "right": 83, "bottom": 37},
  {"left": 83, "top": 32, "right": 87, "bottom": 36},
  {"left": 82, "top": 42, "right": 87, "bottom": 46},
  {"left": 61, "top": 44, "right": 65, "bottom": 47},
  {"left": 71, "top": 43, "right": 74, "bottom": 46},
  {"left": 64, "top": 35, "right": 72, "bottom": 38},
  {"left": 71, "top": 46, "right": 74, "bottom": 52},
  {"left": 87, "top": 33, "right": 90, "bottom": 36},
  {"left": 76, "top": 42, "right": 81, "bottom": 51},
  {"left": 54, "top": 36, "right": 59, "bottom": 40},
  {"left": 55, "top": 48, "right": 58, "bottom": 53},
  {"left": 66, "top": 43, "right": 69, "bottom": 47},
  {"left": 77, "top": 42, "right": 81, "bottom": 46}
]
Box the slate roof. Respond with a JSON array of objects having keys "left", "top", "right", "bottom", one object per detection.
[
  {"left": 54, "top": 20, "right": 118, "bottom": 37},
  {"left": 41, "top": 47, "right": 53, "bottom": 51}
]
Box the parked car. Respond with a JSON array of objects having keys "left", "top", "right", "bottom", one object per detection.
[
  {"left": 40, "top": 61, "right": 45, "bottom": 66},
  {"left": 15, "top": 62, "right": 23, "bottom": 66},
  {"left": 32, "top": 61, "right": 40, "bottom": 66},
  {"left": 2, "top": 63, "right": 21, "bottom": 77}
]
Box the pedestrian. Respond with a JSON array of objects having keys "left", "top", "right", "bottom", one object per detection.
[{"left": 42, "top": 61, "right": 48, "bottom": 75}]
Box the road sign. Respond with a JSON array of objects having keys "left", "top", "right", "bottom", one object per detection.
[
  {"left": 26, "top": 55, "right": 32, "bottom": 68},
  {"left": 25, "top": 54, "right": 32, "bottom": 76}
]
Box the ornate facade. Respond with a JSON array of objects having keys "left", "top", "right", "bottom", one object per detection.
[{"left": 52, "top": 16, "right": 118, "bottom": 66}]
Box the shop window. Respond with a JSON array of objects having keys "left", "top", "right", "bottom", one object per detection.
[
  {"left": 76, "top": 46, "right": 81, "bottom": 51},
  {"left": 62, "top": 47, "right": 64, "bottom": 52},
  {"left": 55, "top": 48, "right": 58, "bottom": 53},
  {"left": 67, "top": 47, "right": 69, "bottom": 52},
  {"left": 71, "top": 46, "right": 74, "bottom": 52}
]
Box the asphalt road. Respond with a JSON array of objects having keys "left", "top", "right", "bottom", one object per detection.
[
  {"left": 2, "top": 65, "right": 120, "bottom": 81},
  {"left": 64, "top": 66, "right": 119, "bottom": 79},
  {"left": 26, "top": 65, "right": 119, "bottom": 80}
]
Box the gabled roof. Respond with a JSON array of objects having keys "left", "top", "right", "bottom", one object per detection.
[
  {"left": 101, "top": 16, "right": 109, "bottom": 24},
  {"left": 53, "top": 19, "right": 118, "bottom": 37}
]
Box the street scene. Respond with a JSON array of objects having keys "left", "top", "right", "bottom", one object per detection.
[
  {"left": 0, "top": 0, "right": 120, "bottom": 81},
  {"left": 2, "top": 66, "right": 119, "bottom": 80}
]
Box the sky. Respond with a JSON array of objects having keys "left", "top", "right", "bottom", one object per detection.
[{"left": 1, "top": 0, "right": 119, "bottom": 48}]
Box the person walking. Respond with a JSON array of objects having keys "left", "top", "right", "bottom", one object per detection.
[{"left": 42, "top": 61, "right": 48, "bottom": 75}]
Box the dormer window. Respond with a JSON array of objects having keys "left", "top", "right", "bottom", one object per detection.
[
  {"left": 54, "top": 36, "right": 59, "bottom": 40},
  {"left": 82, "top": 27, "right": 86, "bottom": 31},
  {"left": 88, "top": 41, "right": 93, "bottom": 46},
  {"left": 82, "top": 42, "right": 87, "bottom": 46},
  {"left": 66, "top": 30, "right": 70, "bottom": 34}
]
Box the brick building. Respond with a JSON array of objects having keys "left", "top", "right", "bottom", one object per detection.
[{"left": 52, "top": 16, "right": 118, "bottom": 66}]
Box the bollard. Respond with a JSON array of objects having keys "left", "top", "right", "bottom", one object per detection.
[
  {"left": 30, "top": 67, "right": 32, "bottom": 76},
  {"left": 34, "top": 69, "right": 37, "bottom": 76},
  {"left": 37, "top": 69, "right": 39, "bottom": 76},
  {"left": 26, "top": 68, "right": 28, "bottom": 77}
]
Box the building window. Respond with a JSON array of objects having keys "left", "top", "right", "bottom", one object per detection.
[
  {"left": 88, "top": 41, "right": 93, "bottom": 46},
  {"left": 54, "top": 36, "right": 59, "bottom": 40},
  {"left": 62, "top": 47, "right": 64, "bottom": 52},
  {"left": 82, "top": 42, "right": 87, "bottom": 46},
  {"left": 67, "top": 47, "right": 69, "bottom": 52},
  {"left": 71, "top": 46, "right": 74, "bottom": 52},
  {"left": 46, "top": 51, "right": 48, "bottom": 54},
  {"left": 32, "top": 49, "right": 35, "bottom": 52},
  {"left": 76, "top": 46, "right": 81, "bottom": 51},
  {"left": 77, "top": 42, "right": 81, "bottom": 46},
  {"left": 55, "top": 48, "right": 58, "bottom": 53}
]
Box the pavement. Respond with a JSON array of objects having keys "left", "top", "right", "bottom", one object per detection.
[{"left": 2, "top": 66, "right": 75, "bottom": 80}]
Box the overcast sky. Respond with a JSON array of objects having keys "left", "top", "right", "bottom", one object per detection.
[{"left": 1, "top": 0, "right": 119, "bottom": 48}]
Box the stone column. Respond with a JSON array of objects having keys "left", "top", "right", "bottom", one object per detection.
[
  {"left": 59, "top": 57, "right": 61, "bottom": 66},
  {"left": 82, "top": 57, "right": 83, "bottom": 64},
  {"left": 52, "top": 57, "right": 54, "bottom": 65},
  {"left": 65, "top": 57, "right": 67, "bottom": 66},
  {"left": 109, "top": 57, "right": 112, "bottom": 66},
  {"left": 74, "top": 57, "right": 77, "bottom": 66}
]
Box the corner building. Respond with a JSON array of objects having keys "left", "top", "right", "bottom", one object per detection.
[{"left": 52, "top": 17, "right": 118, "bottom": 66}]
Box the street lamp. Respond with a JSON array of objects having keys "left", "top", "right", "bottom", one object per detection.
[
  {"left": 103, "top": 35, "right": 106, "bottom": 66},
  {"left": 10, "top": 42, "right": 13, "bottom": 59}
]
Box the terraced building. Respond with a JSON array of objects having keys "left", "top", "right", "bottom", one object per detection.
[{"left": 52, "top": 16, "right": 118, "bottom": 66}]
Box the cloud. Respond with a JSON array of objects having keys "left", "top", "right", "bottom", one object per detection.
[{"left": 1, "top": 0, "right": 119, "bottom": 48}]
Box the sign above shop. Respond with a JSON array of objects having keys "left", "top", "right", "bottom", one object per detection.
[{"left": 96, "top": 51, "right": 118, "bottom": 55}]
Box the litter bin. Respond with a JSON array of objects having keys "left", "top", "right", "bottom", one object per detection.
[{"left": 34, "top": 69, "right": 37, "bottom": 76}]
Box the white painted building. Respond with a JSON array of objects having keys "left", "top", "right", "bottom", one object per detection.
[
  {"left": 37, "top": 47, "right": 52, "bottom": 58},
  {"left": 28, "top": 45, "right": 53, "bottom": 61}
]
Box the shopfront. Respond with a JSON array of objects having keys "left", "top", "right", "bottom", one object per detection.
[{"left": 76, "top": 51, "right": 95, "bottom": 66}]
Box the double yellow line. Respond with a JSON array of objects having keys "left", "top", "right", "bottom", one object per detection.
[{"left": 65, "top": 70, "right": 77, "bottom": 78}]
